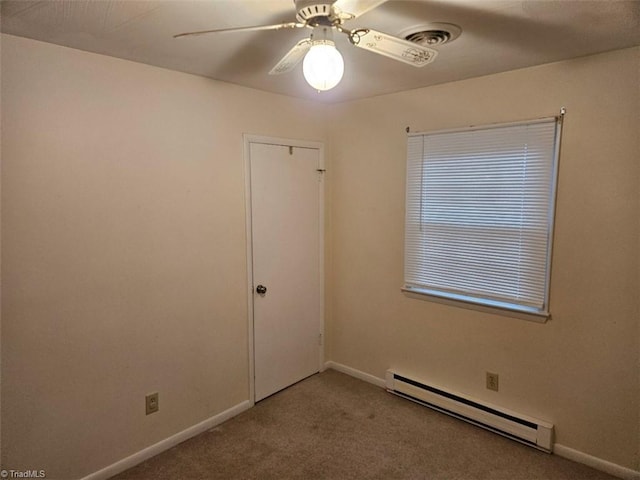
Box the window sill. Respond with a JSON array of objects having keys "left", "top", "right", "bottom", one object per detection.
[{"left": 402, "top": 286, "right": 550, "bottom": 323}]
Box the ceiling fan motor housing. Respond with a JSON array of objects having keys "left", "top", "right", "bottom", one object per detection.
[{"left": 295, "top": 1, "right": 336, "bottom": 24}]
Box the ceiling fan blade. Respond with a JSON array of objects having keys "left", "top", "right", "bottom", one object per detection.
[
  {"left": 269, "top": 38, "right": 312, "bottom": 75},
  {"left": 348, "top": 28, "right": 438, "bottom": 67},
  {"left": 174, "top": 22, "right": 305, "bottom": 39},
  {"left": 333, "top": 0, "right": 388, "bottom": 19}
]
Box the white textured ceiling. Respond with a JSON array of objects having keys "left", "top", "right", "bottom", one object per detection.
[{"left": 2, "top": 0, "right": 639, "bottom": 103}]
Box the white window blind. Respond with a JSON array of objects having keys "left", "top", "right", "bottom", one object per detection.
[{"left": 404, "top": 117, "right": 561, "bottom": 317}]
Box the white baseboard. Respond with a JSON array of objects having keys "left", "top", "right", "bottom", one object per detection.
[
  {"left": 326, "top": 361, "right": 640, "bottom": 480},
  {"left": 82, "top": 400, "right": 252, "bottom": 480},
  {"left": 324, "top": 361, "right": 386, "bottom": 388},
  {"left": 554, "top": 444, "right": 640, "bottom": 480}
]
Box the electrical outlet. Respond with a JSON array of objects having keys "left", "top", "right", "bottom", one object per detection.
[
  {"left": 486, "top": 372, "right": 499, "bottom": 392},
  {"left": 145, "top": 392, "right": 159, "bottom": 415}
]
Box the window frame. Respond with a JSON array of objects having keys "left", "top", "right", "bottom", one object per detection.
[{"left": 402, "top": 116, "right": 563, "bottom": 322}]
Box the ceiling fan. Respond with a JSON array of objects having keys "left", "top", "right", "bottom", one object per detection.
[{"left": 174, "top": 0, "right": 439, "bottom": 91}]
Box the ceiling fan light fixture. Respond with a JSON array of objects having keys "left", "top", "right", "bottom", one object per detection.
[
  {"left": 174, "top": 1, "right": 445, "bottom": 92},
  {"left": 303, "top": 40, "right": 344, "bottom": 91}
]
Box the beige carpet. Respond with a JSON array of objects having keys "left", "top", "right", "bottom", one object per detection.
[{"left": 111, "top": 369, "right": 618, "bottom": 479}]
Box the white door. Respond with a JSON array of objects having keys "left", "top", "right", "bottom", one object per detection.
[{"left": 248, "top": 140, "right": 323, "bottom": 402}]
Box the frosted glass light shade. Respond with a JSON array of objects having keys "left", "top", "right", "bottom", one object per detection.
[{"left": 302, "top": 42, "right": 344, "bottom": 91}]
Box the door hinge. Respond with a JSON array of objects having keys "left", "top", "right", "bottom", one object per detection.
[{"left": 319, "top": 333, "right": 323, "bottom": 346}]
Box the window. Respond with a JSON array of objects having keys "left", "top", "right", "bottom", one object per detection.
[{"left": 403, "top": 117, "right": 562, "bottom": 320}]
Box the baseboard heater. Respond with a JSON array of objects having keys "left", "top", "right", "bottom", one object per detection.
[{"left": 386, "top": 370, "right": 554, "bottom": 452}]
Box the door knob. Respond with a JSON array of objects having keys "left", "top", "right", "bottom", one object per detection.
[{"left": 256, "top": 285, "right": 267, "bottom": 295}]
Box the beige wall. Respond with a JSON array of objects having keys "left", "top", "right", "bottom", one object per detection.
[
  {"left": 0, "top": 29, "right": 3, "bottom": 465},
  {"left": 0, "top": 34, "right": 327, "bottom": 478},
  {"left": 327, "top": 46, "right": 640, "bottom": 470}
]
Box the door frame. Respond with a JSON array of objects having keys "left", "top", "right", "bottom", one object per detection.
[{"left": 243, "top": 134, "right": 325, "bottom": 405}]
